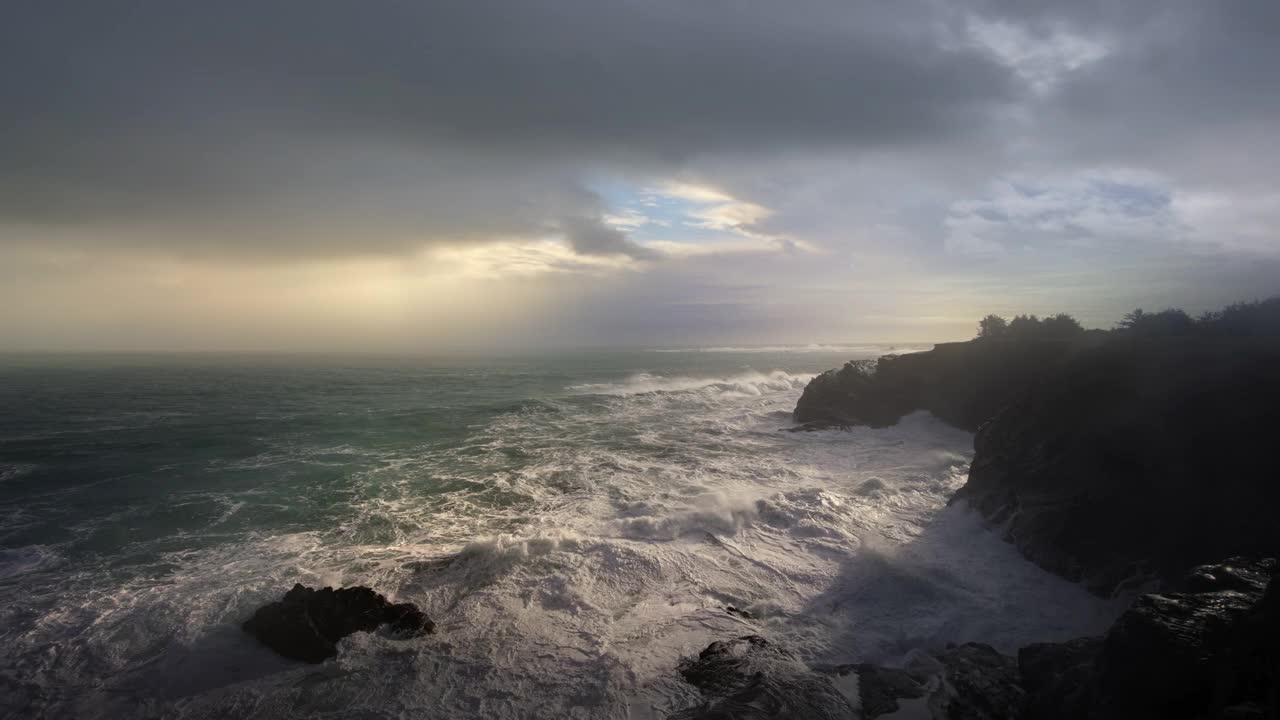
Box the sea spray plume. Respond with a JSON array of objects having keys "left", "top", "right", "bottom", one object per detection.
[{"left": 570, "top": 370, "right": 813, "bottom": 397}]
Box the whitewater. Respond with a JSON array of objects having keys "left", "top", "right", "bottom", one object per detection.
[{"left": 0, "top": 349, "right": 1122, "bottom": 719}]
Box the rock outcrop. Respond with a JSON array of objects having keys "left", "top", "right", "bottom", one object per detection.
[
  {"left": 1019, "top": 557, "right": 1279, "bottom": 719},
  {"left": 952, "top": 338, "right": 1280, "bottom": 595},
  {"left": 933, "top": 643, "right": 1025, "bottom": 719},
  {"left": 671, "top": 635, "right": 858, "bottom": 720},
  {"left": 242, "top": 584, "right": 434, "bottom": 662},
  {"left": 792, "top": 337, "right": 1094, "bottom": 431},
  {"left": 795, "top": 329, "right": 1280, "bottom": 596},
  {"left": 842, "top": 558, "right": 1280, "bottom": 719}
]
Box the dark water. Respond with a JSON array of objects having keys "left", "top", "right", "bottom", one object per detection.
[{"left": 0, "top": 349, "right": 1117, "bottom": 719}]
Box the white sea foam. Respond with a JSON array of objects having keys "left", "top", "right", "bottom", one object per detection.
[
  {"left": 650, "top": 344, "right": 932, "bottom": 355},
  {"left": 0, "top": 362, "right": 1125, "bottom": 720},
  {"left": 569, "top": 369, "right": 812, "bottom": 396}
]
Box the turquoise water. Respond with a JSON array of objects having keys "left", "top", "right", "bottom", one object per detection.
[{"left": 0, "top": 349, "right": 1119, "bottom": 719}]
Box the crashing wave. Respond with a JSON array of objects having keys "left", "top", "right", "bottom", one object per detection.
[{"left": 568, "top": 370, "right": 813, "bottom": 397}]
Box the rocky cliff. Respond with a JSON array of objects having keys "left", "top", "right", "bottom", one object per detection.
[
  {"left": 953, "top": 336, "right": 1280, "bottom": 595},
  {"left": 792, "top": 335, "right": 1102, "bottom": 432},
  {"left": 795, "top": 331, "right": 1280, "bottom": 596}
]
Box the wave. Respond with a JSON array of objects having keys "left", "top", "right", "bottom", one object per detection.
[
  {"left": 649, "top": 343, "right": 932, "bottom": 354},
  {"left": 0, "top": 544, "right": 63, "bottom": 579},
  {"left": 0, "top": 462, "right": 36, "bottom": 483},
  {"left": 0, "top": 360, "right": 1124, "bottom": 720},
  {"left": 568, "top": 370, "right": 813, "bottom": 397}
]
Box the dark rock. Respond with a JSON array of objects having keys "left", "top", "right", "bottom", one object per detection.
[
  {"left": 1019, "top": 558, "right": 1279, "bottom": 719},
  {"left": 935, "top": 643, "right": 1024, "bottom": 720},
  {"left": 672, "top": 635, "right": 857, "bottom": 720},
  {"left": 849, "top": 663, "right": 928, "bottom": 718},
  {"left": 1018, "top": 637, "right": 1103, "bottom": 719},
  {"left": 725, "top": 606, "right": 754, "bottom": 620},
  {"left": 796, "top": 326, "right": 1279, "bottom": 598},
  {"left": 242, "top": 583, "right": 434, "bottom": 663},
  {"left": 839, "top": 645, "right": 1022, "bottom": 719},
  {"left": 792, "top": 338, "right": 1093, "bottom": 431},
  {"left": 952, "top": 338, "right": 1280, "bottom": 595},
  {"left": 384, "top": 601, "right": 434, "bottom": 637}
]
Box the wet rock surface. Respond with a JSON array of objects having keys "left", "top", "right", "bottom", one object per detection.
[
  {"left": 672, "top": 635, "right": 858, "bottom": 720},
  {"left": 848, "top": 663, "right": 928, "bottom": 717},
  {"left": 935, "top": 643, "right": 1024, "bottom": 720},
  {"left": 242, "top": 583, "right": 434, "bottom": 663},
  {"left": 1020, "top": 558, "right": 1279, "bottom": 719},
  {"left": 680, "top": 560, "right": 1278, "bottom": 718}
]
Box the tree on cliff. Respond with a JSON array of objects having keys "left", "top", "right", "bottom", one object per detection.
[
  {"left": 1197, "top": 297, "right": 1280, "bottom": 336},
  {"left": 977, "top": 313, "right": 1083, "bottom": 340},
  {"left": 1116, "top": 307, "right": 1195, "bottom": 335},
  {"left": 1041, "top": 313, "right": 1084, "bottom": 336},
  {"left": 1008, "top": 314, "right": 1041, "bottom": 336},
  {"left": 977, "top": 314, "right": 1008, "bottom": 339}
]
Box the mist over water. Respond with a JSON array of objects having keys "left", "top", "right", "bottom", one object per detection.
[{"left": 0, "top": 349, "right": 1121, "bottom": 719}]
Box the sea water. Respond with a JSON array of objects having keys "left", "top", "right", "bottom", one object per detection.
[{"left": 0, "top": 348, "right": 1121, "bottom": 719}]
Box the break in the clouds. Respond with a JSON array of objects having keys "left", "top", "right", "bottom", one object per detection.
[{"left": 1, "top": 0, "right": 1277, "bottom": 350}]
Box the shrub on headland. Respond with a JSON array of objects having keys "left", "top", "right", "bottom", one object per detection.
[
  {"left": 973, "top": 296, "right": 1279, "bottom": 341},
  {"left": 974, "top": 312, "right": 1084, "bottom": 340}
]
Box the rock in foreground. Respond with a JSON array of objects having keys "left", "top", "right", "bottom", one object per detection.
[
  {"left": 677, "top": 559, "right": 1277, "bottom": 718},
  {"left": 672, "top": 635, "right": 858, "bottom": 719},
  {"left": 1021, "top": 557, "right": 1279, "bottom": 719},
  {"left": 242, "top": 584, "right": 434, "bottom": 662}
]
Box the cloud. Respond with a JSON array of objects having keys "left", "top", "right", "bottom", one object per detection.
[
  {"left": 428, "top": 240, "right": 636, "bottom": 279},
  {"left": 2, "top": 0, "right": 1278, "bottom": 349},
  {"left": 944, "top": 171, "right": 1184, "bottom": 254},
  {"left": 963, "top": 17, "right": 1109, "bottom": 94},
  {"left": 560, "top": 215, "right": 655, "bottom": 260},
  {"left": 0, "top": 0, "right": 1017, "bottom": 259}
]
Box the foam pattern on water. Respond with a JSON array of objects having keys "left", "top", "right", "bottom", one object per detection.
[{"left": 0, "top": 359, "right": 1123, "bottom": 719}]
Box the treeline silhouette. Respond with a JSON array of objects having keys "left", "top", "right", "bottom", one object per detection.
[
  {"left": 975, "top": 312, "right": 1084, "bottom": 340},
  {"left": 974, "top": 296, "right": 1280, "bottom": 340}
]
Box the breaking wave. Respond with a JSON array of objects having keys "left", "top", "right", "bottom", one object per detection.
[
  {"left": 0, "top": 355, "right": 1123, "bottom": 719},
  {"left": 569, "top": 370, "right": 812, "bottom": 397},
  {"left": 649, "top": 344, "right": 932, "bottom": 354}
]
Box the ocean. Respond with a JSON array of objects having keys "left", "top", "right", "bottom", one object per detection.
[{"left": 0, "top": 348, "right": 1120, "bottom": 719}]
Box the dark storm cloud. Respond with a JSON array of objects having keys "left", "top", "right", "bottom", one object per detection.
[
  {"left": 978, "top": 0, "right": 1280, "bottom": 181},
  {"left": 560, "top": 216, "right": 654, "bottom": 259},
  {"left": 2, "top": 0, "right": 1276, "bottom": 261},
  {"left": 0, "top": 0, "right": 1018, "bottom": 254}
]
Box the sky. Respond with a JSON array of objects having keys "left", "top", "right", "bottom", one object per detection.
[{"left": 2, "top": 0, "right": 1278, "bottom": 351}]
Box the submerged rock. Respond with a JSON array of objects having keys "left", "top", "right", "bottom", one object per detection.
[
  {"left": 242, "top": 583, "right": 434, "bottom": 663},
  {"left": 672, "top": 635, "right": 858, "bottom": 719}
]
